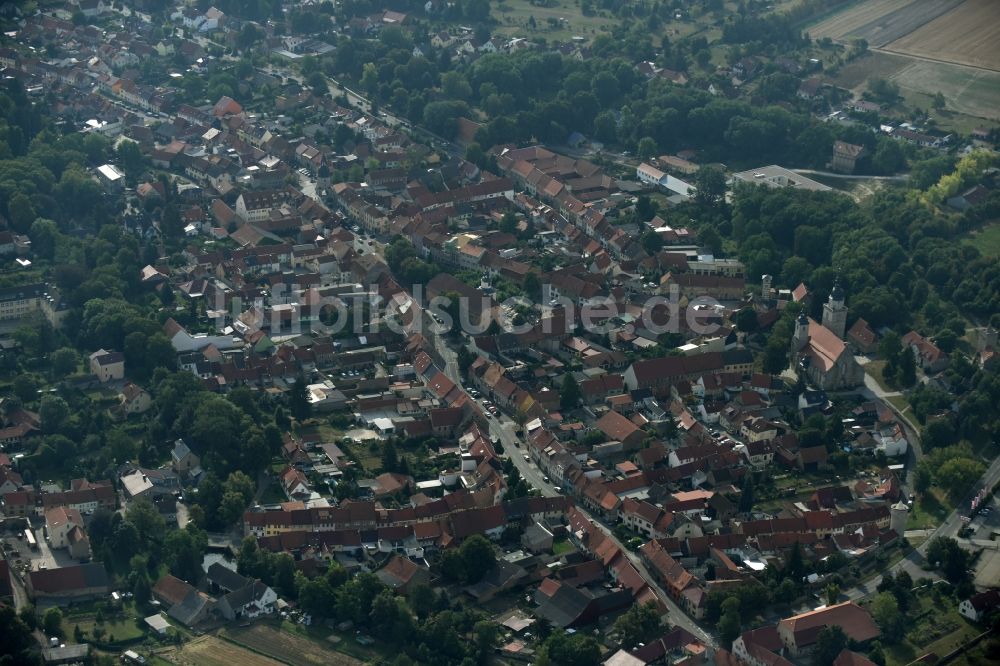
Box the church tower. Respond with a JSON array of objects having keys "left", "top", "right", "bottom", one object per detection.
[
  {"left": 792, "top": 311, "right": 810, "bottom": 352},
  {"left": 822, "top": 279, "right": 848, "bottom": 340}
]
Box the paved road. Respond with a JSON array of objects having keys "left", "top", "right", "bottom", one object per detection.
[
  {"left": 791, "top": 168, "right": 910, "bottom": 182},
  {"left": 424, "top": 321, "right": 720, "bottom": 643},
  {"left": 486, "top": 409, "right": 717, "bottom": 645}
]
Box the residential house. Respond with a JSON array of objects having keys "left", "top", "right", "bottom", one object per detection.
[
  {"left": 901, "top": 330, "right": 949, "bottom": 373},
  {"left": 732, "top": 626, "right": 793, "bottom": 666},
  {"left": 89, "top": 349, "right": 125, "bottom": 382},
  {"left": 119, "top": 469, "right": 156, "bottom": 502},
  {"left": 619, "top": 498, "right": 675, "bottom": 539},
  {"left": 375, "top": 554, "right": 430, "bottom": 594},
  {"left": 26, "top": 563, "right": 110, "bottom": 603},
  {"left": 661, "top": 272, "right": 745, "bottom": 301},
  {"left": 216, "top": 580, "right": 278, "bottom": 620},
  {"left": 847, "top": 319, "right": 877, "bottom": 354},
  {"left": 281, "top": 466, "right": 311, "bottom": 500},
  {"left": 831, "top": 141, "right": 865, "bottom": 174},
  {"left": 0, "top": 467, "right": 23, "bottom": 495},
  {"left": 44, "top": 506, "right": 84, "bottom": 549},
  {"left": 594, "top": 411, "right": 645, "bottom": 450},
  {"left": 117, "top": 382, "right": 151, "bottom": 416},
  {"left": 170, "top": 440, "right": 201, "bottom": 476},
  {"left": 741, "top": 440, "right": 774, "bottom": 469},
  {"left": 777, "top": 602, "right": 879, "bottom": 656},
  {"left": 959, "top": 589, "right": 1000, "bottom": 623},
  {"left": 40, "top": 480, "right": 115, "bottom": 514}
]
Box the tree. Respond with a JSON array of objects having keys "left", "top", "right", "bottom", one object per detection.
[
  {"left": 381, "top": 437, "right": 402, "bottom": 474},
  {"left": 289, "top": 373, "right": 312, "bottom": 421},
  {"left": 734, "top": 308, "right": 758, "bottom": 333},
  {"left": 926, "top": 537, "right": 970, "bottom": 582},
  {"left": 458, "top": 534, "right": 496, "bottom": 584},
  {"left": 872, "top": 139, "right": 905, "bottom": 175},
  {"left": 936, "top": 457, "right": 985, "bottom": 497},
  {"left": 43, "top": 607, "right": 63, "bottom": 637},
  {"left": 738, "top": 474, "right": 755, "bottom": 513},
  {"left": 786, "top": 541, "right": 805, "bottom": 584},
  {"left": 612, "top": 602, "right": 663, "bottom": 649},
  {"left": 125, "top": 497, "right": 166, "bottom": 546},
  {"left": 220, "top": 491, "right": 249, "bottom": 526},
  {"left": 8, "top": 192, "right": 36, "bottom": 233},
  {"left": 897, "top": 346, "right": 917, "bottom": 387},
  {"left": 0, "top": 605, "right": 36, "bottom": 663},
  {"left": 39, "top": 395, "right": 70, "bottom": 434},
  {"left": 474, "top": 620, "right": 499, "bottom": 661},
  {"left": 637, "top": 136, "right": 658, "bottom": 160},
  {"left": 538, "top": 630, "right": 601, "bottom": 666},
  {"left": 560, "top": 373, "right": 581, "bottom": 411},
  {"left": 224, "top": 471, "right": 256, "bottom": 506},
  {"left": 464, "top": 0, "right": 490, "bottom": 22},
  {"left": 871, "top": 592, "right": 903, "bottom": 642},
  {"left": 13, "top": 373, "right": 42, "bottom": 403},
  {"left": 49, "top": 347, "right": 79, "bottom": 378},
  {"left": 133, "top": 572, "right": 152, "bottom": 606},
  {"left": 814, "top": 625, "right": 847, "bottom": 666},
  {"left": 635, "top": 195, "right": 656, "bottom": 222},
  {"left": 869, "top": 642, "right": 887, "bottom": 666},
  {"left": 914, "top": 463, "right": 933, "bottom": 495},
  {"left": 641, "top": 229, "right": 664, "bottom": 255},
  {"left": 694, "top": 166, "right": 728, "bottom": 209},
  {"left": 499, "top": 211, "right": 518, "bottom": 234},
  {"left": 297, "top": 573, "right": 337, "bottom": 618},
  {"left": 717, "top": 596, "right": 742, "bottom": 646}
]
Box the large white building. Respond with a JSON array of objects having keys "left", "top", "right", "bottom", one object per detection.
[{"left": 636, "top": 163, "right": 694, "bottom": 199}]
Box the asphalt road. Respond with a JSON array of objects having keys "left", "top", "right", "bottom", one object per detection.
[
  {"left": 488, "top": 414, "right": 717, "bottom": 644},
  {"left": 421, "top": 322, "right": 718, "bottom": 643}
]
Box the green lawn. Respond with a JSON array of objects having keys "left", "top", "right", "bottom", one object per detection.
[
  {"left": 962, "top": 222, "right": 1000, "bottom": 258},
  {"left": 906, "top": 489, "right": 951, "bottom": 530},
  {"left": 61, "top": 601, "right": 147, "bottom": 644},
  {"left": 552, "top": 538, "right": 574, "bottom": 555},
  {"left": 865, "top": 360, "right": 896, "bottom": 393},
  {"left": 258, "top": 483, "right": 287, "bottom": 505},
  {"left": 277, "top": 619, "right": 385, "bottom": 662},
  {"left": 887, "top": 394, "right": 910, "bottom": 415},
  {"left": 881, "top": 591, "right": 982, "bottom": 666}
]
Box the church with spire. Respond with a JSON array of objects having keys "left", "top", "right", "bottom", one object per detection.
[{"left": 790, "top": 280, "right": 864, "bottom": 390}]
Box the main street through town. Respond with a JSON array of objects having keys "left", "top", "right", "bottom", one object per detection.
[{"left": 420, "top": 316, "right": 718, "bottom": 645}]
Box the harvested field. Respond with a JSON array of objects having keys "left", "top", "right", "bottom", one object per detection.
[
  {"left": 158, "top": 635, "right": 282, "bottom": 666},
  {"left": 847, "top": 0, "right": 963, "bottom": 47},
  {"left": 808, "top": 0, "right": 964, "bottom": 47},
  {"left": 830, "top": 52, "right": 911, "bottom": 90},
  {"left": 890, "top": 60, "right": 1000, "bottom": 120},
  {"left": 809, "top": 0, "right": 916, "bottom": 42},
  {"left": 886, "top": 0, "right": 1000, "bottom": 71},
  {"left": 223, "top": 623, "right": 363, "bottom": 666}
]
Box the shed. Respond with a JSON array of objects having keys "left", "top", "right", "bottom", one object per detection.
[{"left": 144, "top": 613, "right": 171, "bottom": 635}]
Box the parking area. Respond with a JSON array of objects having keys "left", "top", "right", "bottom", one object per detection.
[
  {"left": 1, "top": 524, "right": 83, "bottom": 577},
  {"left": 974, "top": 548, "right": 1000, "bottom": 589}
]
